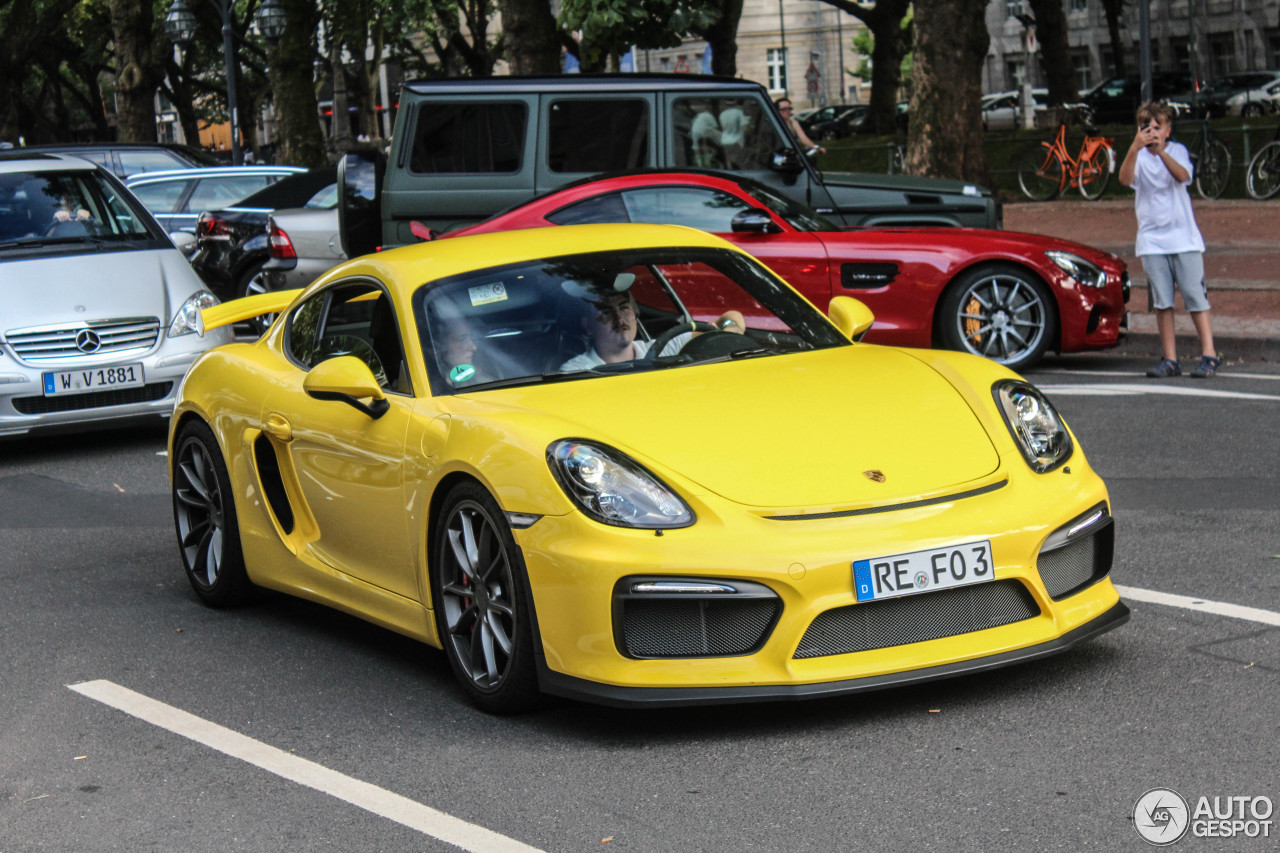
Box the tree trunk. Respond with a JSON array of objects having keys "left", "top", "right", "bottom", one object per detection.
[
  {"left": 497, "top": 0, "right": 562, "bottom": 74},
  {"left": 270, "top": 0, "right": 328, "bottom": 167},
  {"left": 107, "top": 0, "right": 167, "bottom": 142},
  {"left": 1026, "top": 0, "right": 1078, "bottom": 106},
  {"left": 907, "top": 0, "right": 990, "bottom": 187},
  {"left": 1100, "top": 0, "right": 1127, "bottom": 77},
  {"left": 696, "top": 0, "right": 744, "bottom": 77},
  {"left": 328, "top": 40, "right": 355, "bottom": 156},
  {"left": 819, "top": 0, "right": 911, "bottom": 136}
]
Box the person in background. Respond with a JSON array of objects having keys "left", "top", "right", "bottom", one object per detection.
[
  {"left": 1118, "top": 101, "right": 1220, "bottom": 378},
  {"left": 775, "top": 97, "right": 824, "bottom": 156}
]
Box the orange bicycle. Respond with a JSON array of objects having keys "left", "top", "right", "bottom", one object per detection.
[{"left": 1016, "top": 104, "right": 1116, "bottom": 201}]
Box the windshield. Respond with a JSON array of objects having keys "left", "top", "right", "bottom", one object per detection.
[
  {"left": 415, "top": 246, "right": 848, "bottom": 394},
  {"left": 0, "top": 169, "right": 156, "bottom": 250}
]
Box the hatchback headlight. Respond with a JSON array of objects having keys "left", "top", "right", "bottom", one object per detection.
[
  {"left": 548, "top": 439, "right": 694, "bottom": 529},
  {"left": 168, "top": 290, "right": 220, "bottom": 337},
  {"left": 993, "top": 380, "right": 1073, "bottom": 473},
  {"left": 1045, "top": 251, "right": 1107, "bottom": 288}
]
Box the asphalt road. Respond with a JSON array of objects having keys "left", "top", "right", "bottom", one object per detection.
[{"left": 2, "top": 352, "right": 1278, "bottom": 853}]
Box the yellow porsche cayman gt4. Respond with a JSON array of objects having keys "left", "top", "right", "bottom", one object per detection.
[{"left": 169, "top": 223, "right": 1127, "bottom": 712}]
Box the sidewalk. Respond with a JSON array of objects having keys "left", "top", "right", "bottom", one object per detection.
[{"left": 1004, "top": 198, "right": 1280, "bottom": 362}]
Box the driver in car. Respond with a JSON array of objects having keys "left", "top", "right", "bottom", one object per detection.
[{"left": 558, "top": 275, "right": 743, "bottom": 372}]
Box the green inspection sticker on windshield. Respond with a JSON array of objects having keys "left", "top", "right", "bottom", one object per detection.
[{"left": 449, "top": 364, "right": 476, "bottom": 383}]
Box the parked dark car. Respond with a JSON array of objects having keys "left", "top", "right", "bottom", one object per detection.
[
  {"left": 125, "top": 165, "right": 307, "bottom": 233},
  {"left": 800, "top": 104, "right": 865, "bottom": 140},
  {"left": 1171, "top": 70, "right": 1280, "bottom": 118},
  {"left": 1082, "top": 72, "right": 1200, "bottom": 124},
  {"left": 189, "top": 166, "right": 336, "bottom": 301},
  {"left": 16, "top": 143, "right": 220, "bottom": 178}
]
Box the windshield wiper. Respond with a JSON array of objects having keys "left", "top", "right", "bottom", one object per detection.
[{"left": 457, "top": 371, "right": 596, "bottom": 391}]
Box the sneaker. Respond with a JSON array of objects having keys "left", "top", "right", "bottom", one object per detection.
[
  {"left": 1146, "top": 358, "right": 1181, "bottom": 378},
  {"left": 1191, "top": 355, "right": 1221, "bottom": 378}
]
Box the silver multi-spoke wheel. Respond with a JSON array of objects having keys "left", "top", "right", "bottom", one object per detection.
[
  {"left": 940, "top": 266, "right": 1056, "bottom": 371},
  {"left": 433, "top": 482, "right": 540, "bottom": 713},
  {"left": 238, "top": 262, "right": 276, "bottom": 335},
  {"left": 172, "top": 422, "right": 252, "bottom": 606}
]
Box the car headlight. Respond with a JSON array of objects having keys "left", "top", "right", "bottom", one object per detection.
[
  {"left": 168, "top": 290, "right": 220, "bottom": 337},
  {"left": 993, "top": 380, "right": 1073, "bottom": 473},
  {"left": 1045, "top": 251, "right": 1107, "bottom": 288},
  {"left": 548, "top": 439, "right": 694, "bottom": 529}
]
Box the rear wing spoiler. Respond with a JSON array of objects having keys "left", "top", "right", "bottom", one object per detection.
[{"left": 199, "top": 289, "right": 302, "bottom": 335}]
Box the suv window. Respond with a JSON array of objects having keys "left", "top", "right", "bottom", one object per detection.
[
  {"left": 671, "top": 97, "right": 783, "bottom": 171},
  {"left": 548, "top": 99, "right": 649, "bottom": 173},
  {"left": 409, "top": 102, "right": 527, "bottom": 174}
]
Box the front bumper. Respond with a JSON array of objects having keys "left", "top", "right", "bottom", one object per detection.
[{"left": 513, "top": 463, "right": 1126, "bottom": 707}]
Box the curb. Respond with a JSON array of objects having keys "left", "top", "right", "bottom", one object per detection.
[{"left": 1112, "top": 330, "right": 1280, "bottom": 363}]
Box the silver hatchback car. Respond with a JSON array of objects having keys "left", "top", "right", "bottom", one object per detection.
[{"left": 0, "top": 152, "right": 233, "bottom": 437}]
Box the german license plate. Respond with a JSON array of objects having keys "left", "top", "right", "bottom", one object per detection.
[
  {"left": 43, "top": 363, "right": 145, "bottom": 396},
  {"left": 853, "top": 540, "right": 993, "bottom": 602}
]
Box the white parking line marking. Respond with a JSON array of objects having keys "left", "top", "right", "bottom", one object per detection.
[
  {"left": 1036, "top": 368, "right": 1280, "bottom": 381},
  {"left": 1038, "top": 383, "right": 1280, "bottom": 401},
  {"left": 1116, "top": 585, "right": 1280, "bottom": 627},
  {"left": 67, "top": 680, "right": 545, "bottom": 853}
]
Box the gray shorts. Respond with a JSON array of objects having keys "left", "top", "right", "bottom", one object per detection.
[{"left": 1142, "top": 252, "right": 1210, "bottom": 312}]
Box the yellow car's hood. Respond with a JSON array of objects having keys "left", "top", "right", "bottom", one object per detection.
[{"left": 468, "top": 346, "right": 1002, "bottom": 510}]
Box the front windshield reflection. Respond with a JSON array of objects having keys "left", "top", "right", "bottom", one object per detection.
[
  {"left": 0, "top": 170, "right": 153, "bottom": 247},
  {"left": 415, "top": 246, "right": 848, "bottom": 394}
]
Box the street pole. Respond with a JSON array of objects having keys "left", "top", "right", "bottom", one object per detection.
[{"left": 217, "top": 0, "right": 242, "bottom": 165}]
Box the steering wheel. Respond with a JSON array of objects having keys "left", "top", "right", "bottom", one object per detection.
[
  {"left": 44, "top": 218, "right": 92, "bottom": 238},
  {"left": 677, "top": 329, "right": 758, "bottom": 361},
  {"left": 645, "top": 319, "right": 715, "bottom": 361}
]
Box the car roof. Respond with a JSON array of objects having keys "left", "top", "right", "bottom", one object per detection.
[
  {"left": 403, "top": 72, "right": 764, "bottom": 96},
  {"left": 0, "top": 151, "right": 103, "bottom": 174},
  {"left": 125, "top": 165, "right": 307, "bottom": 185}
]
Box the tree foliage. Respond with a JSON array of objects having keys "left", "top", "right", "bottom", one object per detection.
[{"left": 559, "top": 0, "right": 720, "bottom": 70}]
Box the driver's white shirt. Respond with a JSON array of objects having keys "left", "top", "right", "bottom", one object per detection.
[{"left": 558, "top": 333, "right": 691, "bottom": 372}]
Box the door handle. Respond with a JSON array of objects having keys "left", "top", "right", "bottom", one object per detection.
[{"left": 264, "top": 412, "right": 293, "bottom": 442}]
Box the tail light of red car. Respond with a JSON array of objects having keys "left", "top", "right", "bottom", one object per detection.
[
  {"left": 267, "top": 217, "right": 296, "bottom": 260},
  {"left": 195, "top": 211, "right": 230, "bottom": 241}
]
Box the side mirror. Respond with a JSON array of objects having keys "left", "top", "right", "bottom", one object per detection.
[
  {"left": 303, "top": 356, "right": 389, "bottom": 419},
  {"left": 769, "top": 147, "right": 804, "bottom": 184},
  {"left": 827, "top": 296, "right": 875, "bottom": 342},
  {"left": 170, "top": 231, "right": 197, "bottom": 255},
  {"left": 338, "top": 149, "right": 385, "bottom": 259},
  {"left": 730, "top": 208, "right": 780, "bottom": 234}
]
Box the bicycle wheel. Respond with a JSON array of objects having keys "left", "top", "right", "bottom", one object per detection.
[
  {"left": 1077, "top": 145, "right": 1113, "bottom": 200},
  {"left": 1195, "top": 138, "right": 1232, "bottom": 200},
  {"left": 1017, "top": 143, "right": 1064, "bottom": 201},
  {"left": 1246, "top": 141, "right": 1280, "bottom": 200}
]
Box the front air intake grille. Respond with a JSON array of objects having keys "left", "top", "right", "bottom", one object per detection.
[
  {"left": 6, "top": 318, "right": 161, "bottom": 362},
  {"left": 793, "top": 579, "right": 1040, "bottom": 659},
  {"left": 1037, "top": 518, "right": 1113, "bottom": 600},
  {"left": 12, "top": 382, "right": 173, "bottom": 414},
  {"left": 619, "top": 598, "right": 779, "bottom": 658}
]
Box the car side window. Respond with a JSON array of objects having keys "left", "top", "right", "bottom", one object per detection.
[
  {"left": 287, "top": 283, "right": 410, "bottom": 394},
  {"left": 118, "top": 150, "right": 190, "bottom": 176},
  {"left": 547, "top": 99, "right": 648, "bottom": 173},
  {"left": 129, "top": 180, "right": 189, "bottom": 214},
  {"left": 187, "top": 176, "right": 271, "bottom": 212},
  {"left": 621, "top": 187, "right": 751, "bottom": 232},
  {"left": 408, "top": 102, "right": 527, "bottom": 174},
  {"left": 671, "top": 97, "right": 782, "bottom": 171}
]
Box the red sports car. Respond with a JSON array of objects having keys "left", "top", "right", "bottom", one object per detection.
[{"left": 446, "top": 171, "right": 1129, "bottom": 370}]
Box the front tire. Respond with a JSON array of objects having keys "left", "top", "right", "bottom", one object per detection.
[
  {"left": 172, "top": 421, "right": 254, "bottom": 607},
  {"left": 1017, "top": 144, "right": 1064, "bottom": 201},
  {"left": 938, "top": 264, "right": 1057, "bottom": 371},
  {"left": 1195, "top": 138, "right": 1232, "bottom": 200},
  {"left": 431, "top": 481, "right": 541, "bottom": 714},
  {"left": 1246, "top": 142, "right": 1280, "bottom": 200}
]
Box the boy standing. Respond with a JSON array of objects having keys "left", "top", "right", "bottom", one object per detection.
[{"left": 1118, "top": 101, "right": 1220, "bottom": 378}]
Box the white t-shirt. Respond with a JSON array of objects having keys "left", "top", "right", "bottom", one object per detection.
[
  {"left": 1132, "top": 141, "right": 1205, "bottom": 257},
  {"left": 559, "top": 333, "right": 692, "bottom": 372}
]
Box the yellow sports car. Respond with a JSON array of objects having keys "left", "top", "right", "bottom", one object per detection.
[{"left": 170, "top": 223, "right": 1128, "bottom": 712}]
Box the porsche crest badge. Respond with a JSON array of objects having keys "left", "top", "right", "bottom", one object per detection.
[{"left": 863, "top": 469, "right": 886, "bottom": 483}]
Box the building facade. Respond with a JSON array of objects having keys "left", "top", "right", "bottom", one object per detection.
[{"left": 985, "top": 0, "right": 1280, "bottom": 95}]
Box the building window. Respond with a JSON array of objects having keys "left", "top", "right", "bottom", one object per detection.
[
  {"left": 1072, "top": 49, "right": 1092, "bottom": 91},
  {"left": 1209, "top": 33, "right": 1237, "bottom": 76},
  {"left": 1068, "top": 0, "right": 1087, "bottom": 11},
  {"left": 767, "top": 48, "right": 788, "bottom": 92},
  {"left": 1006, "top": 0, "right": 1025, "bottom": 17},
  {"left": 1266, "top": 30, "right": 1280, "bottom": 68}
]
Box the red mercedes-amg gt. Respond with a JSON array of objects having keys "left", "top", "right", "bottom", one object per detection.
[{"left": 446, "top": 171, "right": 1129, "bottom": 370}]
